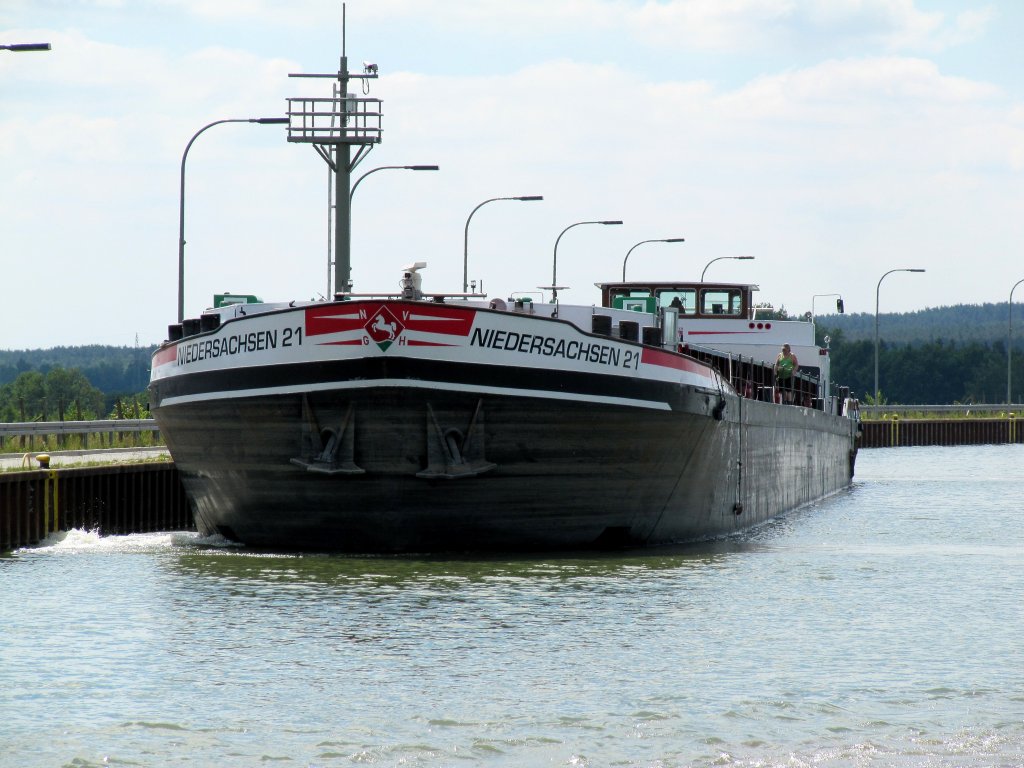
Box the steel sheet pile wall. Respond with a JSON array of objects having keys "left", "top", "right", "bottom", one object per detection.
[
  {"left": 1, "top": 464, "right": 194, "bottom": 552},
  {"left": 860, "top": 417, "right": 1024, "bottom": 448}
]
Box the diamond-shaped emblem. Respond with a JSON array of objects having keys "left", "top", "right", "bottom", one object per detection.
[{"left": 364, "top": 306, "right": 405, "bottom": 351}]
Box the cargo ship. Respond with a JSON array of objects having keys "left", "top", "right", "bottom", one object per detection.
[
  {"left": 150, "top": 266, "right": 859, "bottom": 551},
  {"left": 149, "top": 29, "right": 859, "bottom": 552}
]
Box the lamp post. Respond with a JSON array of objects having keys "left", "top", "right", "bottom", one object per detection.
[
  {"left": 177, "top": 116, "right": 289, "bottom": 323},
  {"left": 547, "top": 220, "right": 623, "bottom": 303},
  {"left": 0, "top": 43, "right": 51, "bottom": 51},
  {"left": 700, "top": 255, "right": 754, "bottom": 282},
  {"left": 463, "top": 196, "right": 543, "bottom": 293},
  {"left": 1008, "top": 279, "right": 1024, "bottom": 405},
  {"left": 621, "top": 238, "right": 685, "bottom": 282},
  {"left": 873, "top": 268, "right": 925, "bottom": 403}
]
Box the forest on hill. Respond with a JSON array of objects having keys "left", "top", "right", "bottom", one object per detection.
[
  {"left": 0, "top": 344, "right": 153, "bottom": 421},
  {"left": 815, "top": 302, "right": 1015, "bottom": 346},
  {"left": 1, "top": 299, "right": 1024, "bottom": 418}
]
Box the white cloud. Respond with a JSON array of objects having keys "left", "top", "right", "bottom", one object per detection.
[
  {"left": 631, "top": 0, "right": 799, "bottom": 51},
  {"left": 629, "top": 0, "right": 995, "bottom": 53}
]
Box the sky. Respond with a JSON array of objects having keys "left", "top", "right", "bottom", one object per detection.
[{"left": 3, "top": 0, "right": 1023, "bottom": 350}]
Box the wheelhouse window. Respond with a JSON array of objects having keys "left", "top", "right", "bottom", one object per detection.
[
  {"left": 600, "top": 282, "right": 755, "bottom": 317},
  {"left": 656, "top": 289, "right": 697, "bottom": 315},
  {"left": 700, "top": 288, "right": 743, "bottom": 316},
  {"left": 609, "top": 288, "right": 652, "bottom": 301}
]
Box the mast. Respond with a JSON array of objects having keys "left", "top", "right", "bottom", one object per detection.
[{"left": 287, "top": 5, "right": 381, "bottom": 296}]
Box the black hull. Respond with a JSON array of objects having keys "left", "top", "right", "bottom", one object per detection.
[{"left": 152, "top": 386, "right": 857, "bottom": 552}]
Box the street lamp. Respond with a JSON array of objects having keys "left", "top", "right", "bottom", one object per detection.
[
  {"left": 545, "top": 220, "right": 623, "bottom": 303},
  {"left": 0, "top": 43, "right": 51, "bottom": 51},
  {"left": 873, "top": 268, "right": 925, "bottom": 404},
  {"left": 621, "top": 238, "right": 685, "bottom": 282},
  {"left": 1008, "top": 278, "right": 1024, "bottom": 405},
  {"left": 701, "top": 255, "right": 754, "bottom": 282},
  {"left": 177, "top": 117, "right": 289, "bottom": 323},
  {"left": 464, "top": 196, "right": 543, "bottom": 293}
]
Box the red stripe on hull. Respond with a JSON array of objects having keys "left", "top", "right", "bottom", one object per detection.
[
  {"left": 154, "top": 346, "right": 177, "bottom": 366},
  {"left": 641, "top": 346, "right": 711, "bottom": 376}
]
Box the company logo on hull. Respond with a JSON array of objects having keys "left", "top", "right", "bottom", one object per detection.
[
  {"left": 304, "top": 301, "right": 475, "bottom": 349},
  {"left": 364, "top": 306, "right": 406, "bottom": 351}
]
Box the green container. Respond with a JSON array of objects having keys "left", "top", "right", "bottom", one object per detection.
[
  {"left": 612, "top": 295, "right": 656, "bottom": 313},
  {"left": 214, "top": 293, "right": 262, "bottom": 308}
]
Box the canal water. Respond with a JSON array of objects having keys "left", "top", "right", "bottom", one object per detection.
[{"left": 2, "top": 445, "right": 1022, "bottom": 767}]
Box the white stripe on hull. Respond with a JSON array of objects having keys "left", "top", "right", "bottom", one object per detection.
[{"left": 158, "top": 377, "right": 675, "bottom": 411}]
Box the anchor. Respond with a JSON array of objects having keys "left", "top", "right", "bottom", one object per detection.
[
  {"left": 416, "top": 399, "right": 497, "bottom": 480},
  {"left": 290, "top": 395, "right": 365, "bottom": 476}
]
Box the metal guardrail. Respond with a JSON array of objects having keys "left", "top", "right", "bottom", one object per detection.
[
  {"left": 286, "top": 96, "right": 382, "bottom": 144},
  {"left": 0, "top": 419, "right": 158, "bottom": 437}
]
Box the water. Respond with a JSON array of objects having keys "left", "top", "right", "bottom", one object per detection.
[{"left": 2, "top": 445, "right": 1022, "bottom": 767}]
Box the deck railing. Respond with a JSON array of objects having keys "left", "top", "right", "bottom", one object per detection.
[{"left": 685, "top": 344, "right": 827, "bottom": 410}]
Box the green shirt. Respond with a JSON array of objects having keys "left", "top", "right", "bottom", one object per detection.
[{"left": 777, "top": 356, "right": 795, "bottom": 379}]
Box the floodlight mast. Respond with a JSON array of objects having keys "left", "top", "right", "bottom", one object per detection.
[{"left": 287, "top": 4, "right": 381, "bottom": 297}]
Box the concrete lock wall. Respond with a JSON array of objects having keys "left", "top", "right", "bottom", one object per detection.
[{"left": 859, "top": 416, "right": 1024, "bottom": 448}]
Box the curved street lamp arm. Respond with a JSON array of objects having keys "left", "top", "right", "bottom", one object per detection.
[
  {"left": 350, "top": 164, "right": 439, "bottom": 200},
  {"left": 552, "top": 221, "right": 588, "bottom": 291},
  {"left": 1008, "top": 278, "right": 1024, "bottom": 405},
  {"left": 621, "top": 238, "right": 685, "bottom": 282},
  {"left": 623, "top": 240, "right": 656, "bottom": 282},
  {"left": 811, "top": 293, "right": 844, "bottom": 321},
  {"left": 463, "top": 195, "right": 543, "bottom": 292},
  {"left": 873, "top": 268, "right": 925, "bottom": 403},
  {"left": 464, "top": 197, "right": 508, "bottom": 294},
  {"left": 551, "top": 220, "right": 622, "bottom": 302},
  {"left": 701, "top": 255, "right": 754, "bottom": 283}
]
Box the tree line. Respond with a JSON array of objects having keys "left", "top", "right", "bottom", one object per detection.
[
  {"left": 816, "top": 302, "right": 1019, "bottom": 346},
  {"left": 0, "top": 344, "right": 153, "bottom": 394},
  {"left": 0, "top": 345, "right": 152, "bottom": 422},
  {"left": 0, "top": 367, "right": 149, "bottom": 422}
]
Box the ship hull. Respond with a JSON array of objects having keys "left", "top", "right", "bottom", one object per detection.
[
  {"left": 152, "top": 382, "right": 857, "bottom": 553},
  {"left": 150, "top": 301, "right": 857, "bottom": 552}
]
